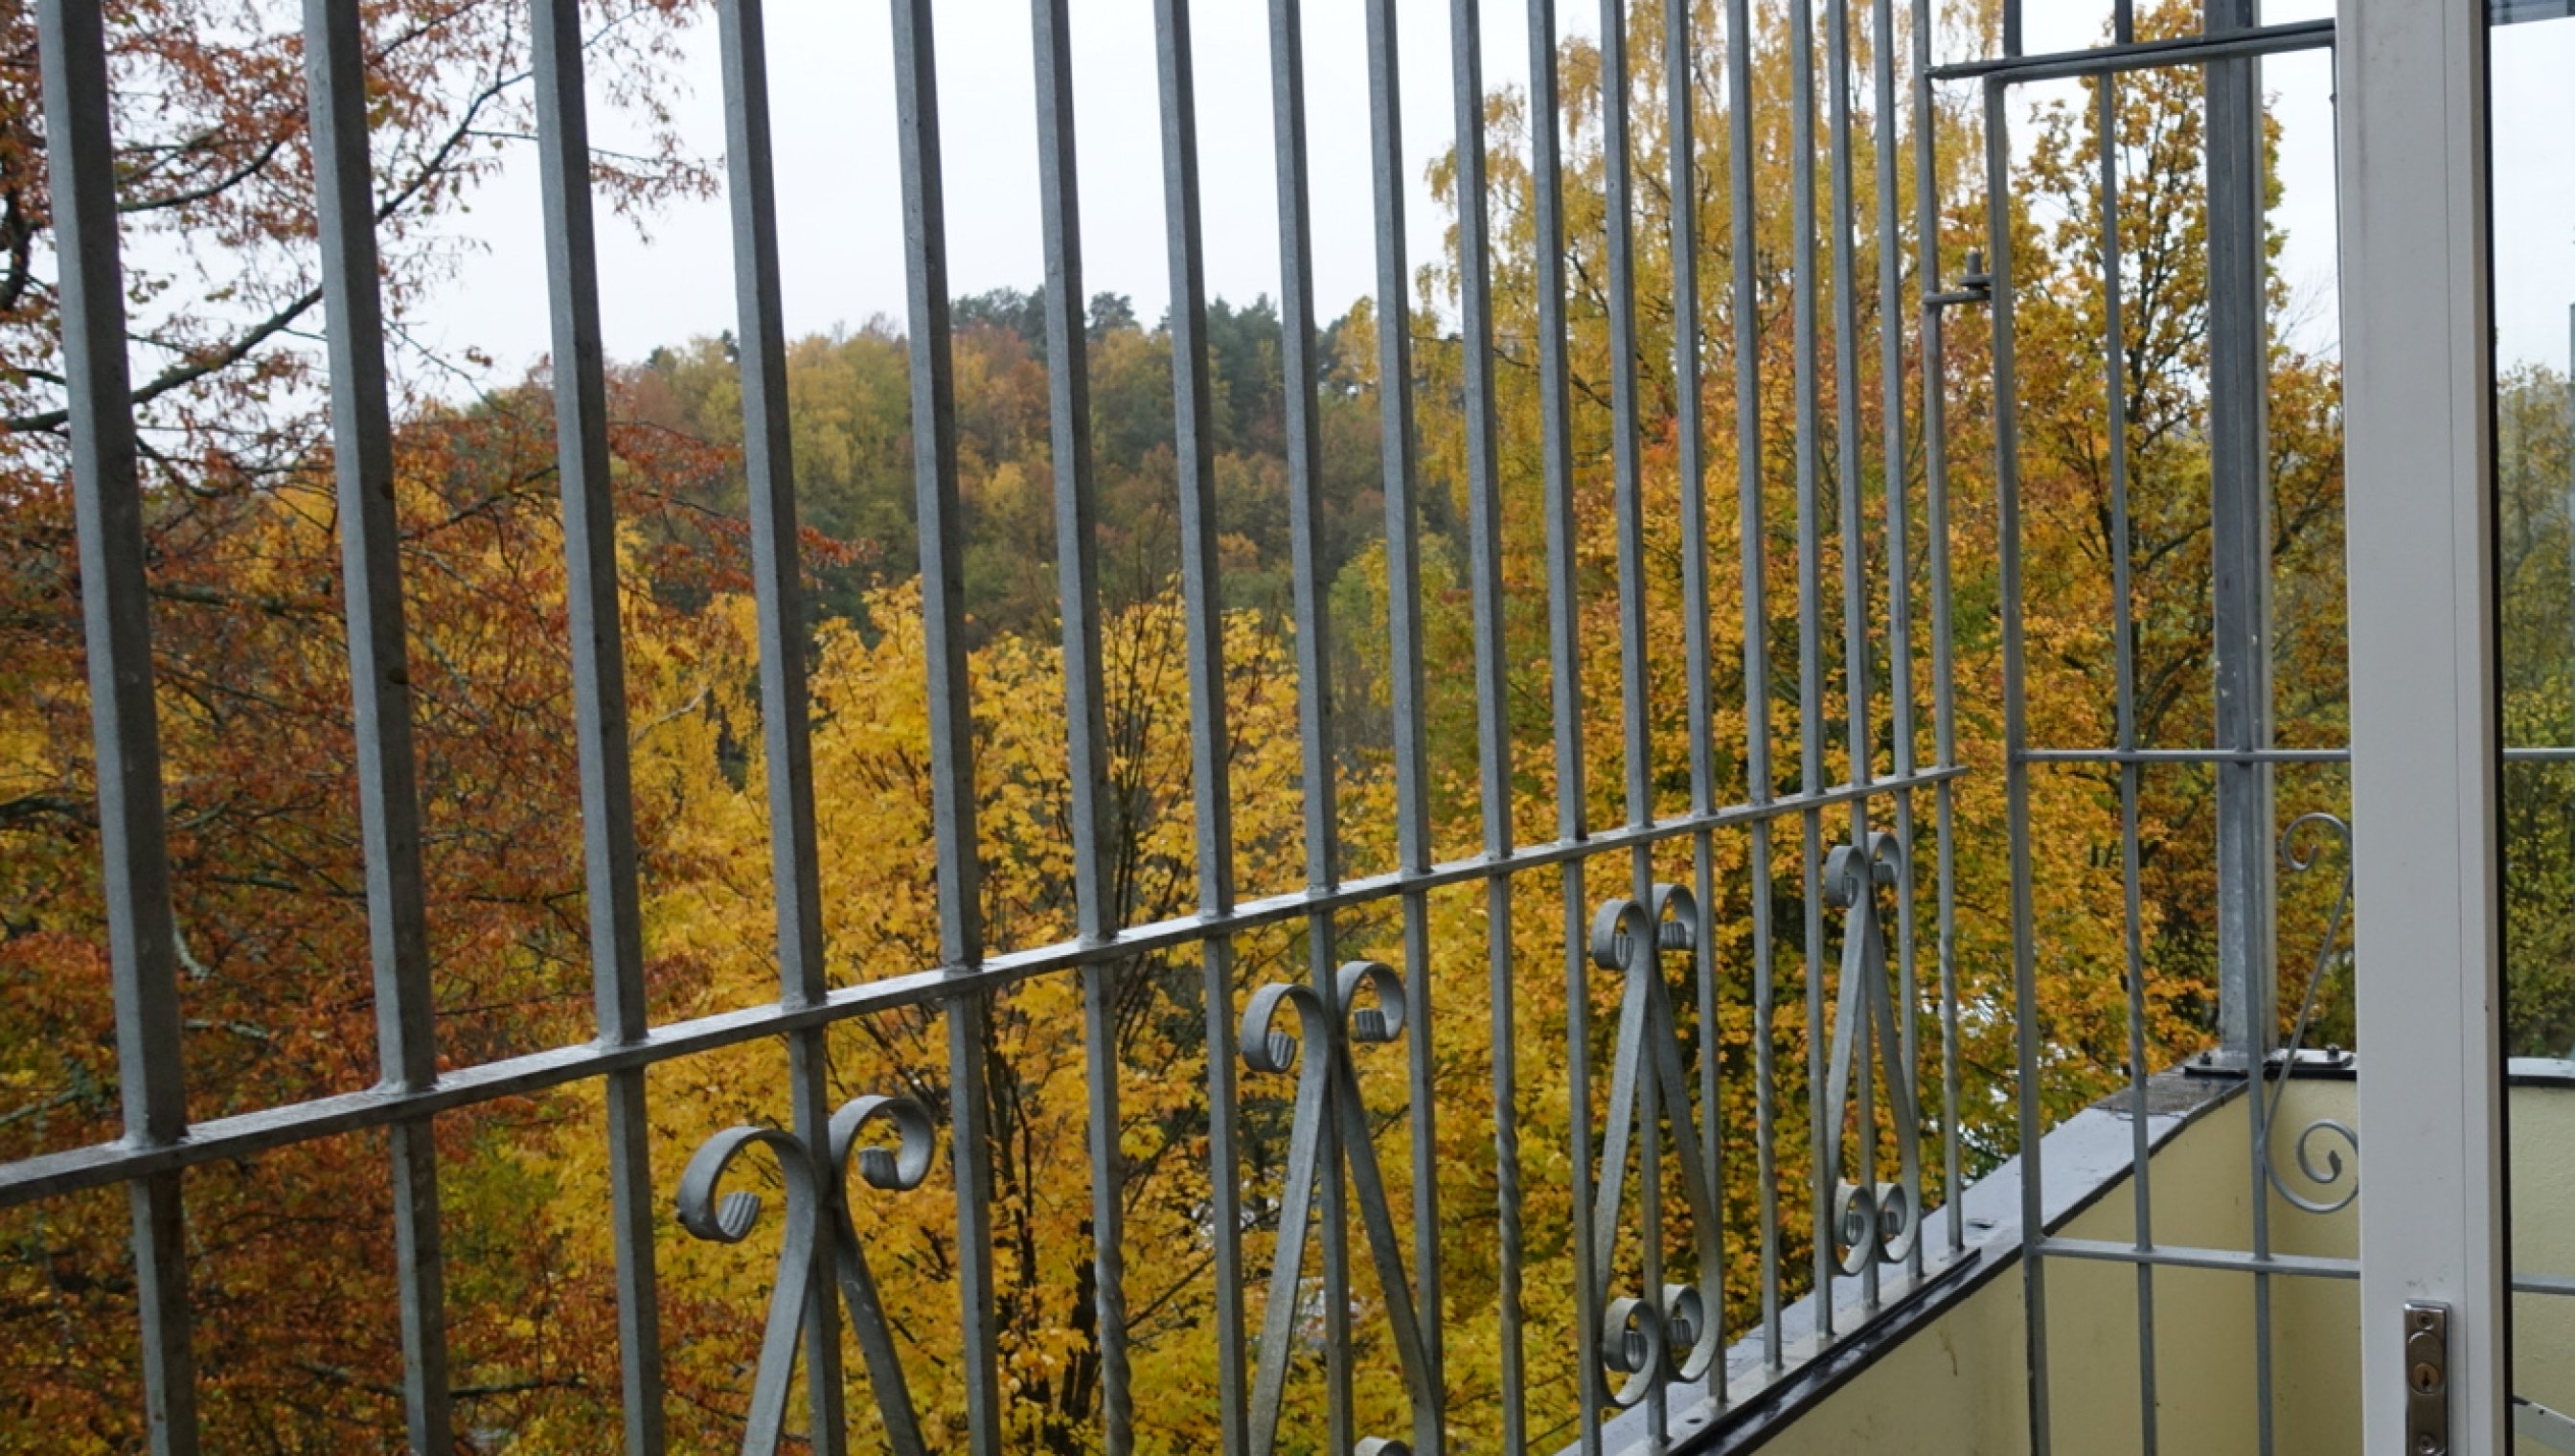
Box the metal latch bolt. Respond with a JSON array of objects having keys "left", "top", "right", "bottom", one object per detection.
[{"left": 2405, "top": 1302, "right": 2449, "bottom": 1455}]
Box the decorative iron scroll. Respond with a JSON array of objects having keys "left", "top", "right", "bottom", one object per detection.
[
  {"left": 1242, "top": 960, "right": 1427, "bottom": 1456},
  {"left": 2265, "top": 810, "right": 2358, "bottom": 1216},
  {"left": 675, "top": 1095, "right": 938, "bottom": 1456},
  {"left": 1587, "top": 884, "right": 1724, "bottom": 1407},
  {"left": 1820, "top": 833, "right": 1923, "bottom": 1274}
]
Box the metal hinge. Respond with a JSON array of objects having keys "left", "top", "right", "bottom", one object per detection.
[{"left": 2405, "top": 1302, "right": 2450, "bottom": 1455}]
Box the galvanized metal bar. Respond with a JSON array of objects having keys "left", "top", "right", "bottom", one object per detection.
[
  {"left": 2206, "top": 1, "right": 2275, "bottom": 1075},
  {"left": 1359, "top": 2, "right": 1444, "bottom": 1441},
  {"left": 1725, "top": 0, "right": 1785, "bottom": 1373},
  {"left": 1151, "top": 4, "right": 1249, "bottom": 1448},
  {"left": 1265, "top": 2, "right": 1358, "bottom": 1445},
  {"left": 887, "top": 6, "right": 999, "bottom": 1452},
  {"left": 1984, "top": 76, "right": 2053, "bottom": 1456},
  {"left": 305, "top": 0, "right": 453, "bottom": 1444},
  {"left": 2097, "top": 63, "right": 2159, "bottom": 1456},
  {"left": 1867, "top": 0, "right": 1925, "bottom": 1293},
  {"left": 717, "top": 0, "right": 848, "bottom": 1445},
  {"left": 1908, "top": 0, "right": 1967, "bottom": 1265},
  {"left": 1594, "top": 0, "right": 1667, "bottom": 1437},
  {"left": 1825, "top": 0, "right": 1880, "bottom": 1314},
  {"left": 1789, "top": 0, "right": 1838, "bottom": 1347},
  {"left": 1926, "top": 18, "right": 2333, "bottom": 81},
  {"left": 527, "top": 0, "right": 669, "bottom": 1442},
  {"left": 1027, "top": 6, "right": 1132, "bottom": 1448},
  {"left": 2038, "top": 1239, "right": 2358, "bottom": 1281},
  {"left": 37, "top": 0, "right": 198, "bottom": 1443},
  {"left": 1449, "top": 0, "right": 1527, "bottom": 1441},
  {"left": 1667, "top": 0, "right": 1727, "bottom": 1410},
  {"left": 2019, "top": 747, "right": 2349, "bottom": 765},
  {"left": 1527, "top": 0, "right": 1605, "bottom": 1443},
  {"left": 2201, "top": 4, "right": 2274, "bottom": 1446}
]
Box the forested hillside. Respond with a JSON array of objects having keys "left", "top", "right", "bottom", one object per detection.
[{"left": 15, "top": 0, "right": 2564, "bottom": 1449}]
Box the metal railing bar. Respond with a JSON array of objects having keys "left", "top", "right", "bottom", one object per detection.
[
  {"left": 1150, "top": 4, "right": 1249, "bottom": 1448},
  {"left": 528, "top": 0, "right": 670, "bottom": 1439},
  {"left": 0, "top": 770, "right": 1971, "bottom": 1206},
  {"left": 1027, "top": 4, "right": 1130, "bottom": 1447},
  {"left": 1525, "top": 0, "right": 1604, "bottom": 1443},
  {"left": 1725, "top": 0, "right": 1785, "bottom": 1374},
  {"left": 2017, "top": 747, "right": 2349, "bottom": 764},
  {"left": 305, "top": 0, "right": 454, "bottom": 1445},
  {"left": 1361, "top": 0, "right": 1445, "bottom": 1441},
  {"left": 1826, "top": 0, "right": 1879, "bottom": 1318},
  {"left": 2038, "top": 1239, "right": 2356, "bottom": 1282},
  {"left": 2199, "top": 4, "right": 2274, "bottom": 1444},
  {"left": 1789, "top": 0, "right": 1836, "bottom": 1350},
  {"left": 2097, "top": 59, "right": 2158, "bottom": 1456},
  {"left": 38, "top": 0, "right": 199, "bottom": 1442},
  {"left": 718, "top": 0, "right": 849, "bottom": 1445},
  {"left": 1905, "top": 0, "right": 1966, "bottom": 1270},
  {"left": 1264, "top": 3, "right": 1359, "bottom": 1445},
  {"left": 1983, "top": 80, "right": 2054, "bottom": 1456},
  {"left": 1668, "top": 0, "right": 1726, "bottom": 1412},
  {"left": 1596, "top": 0, "right": 1668, "bottom": 1441},
  {"left": 1928, "top": 17, "right": 2333, "bottom": 83},
  {"left": 1868, "top": 0, "right": 1925, "bottom": 1297},
  {"left": 1450, "top": 0, "right": 1526, "bottom": 1442},
  {"left": 886, "top": 6, "right": 1000, "bottom": 1451}
]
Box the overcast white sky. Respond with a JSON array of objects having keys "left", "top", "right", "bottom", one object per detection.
[{"left": 403, "top": 0, "right": 2573, "bottom": 388}]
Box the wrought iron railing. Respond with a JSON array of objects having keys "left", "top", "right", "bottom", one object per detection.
[{"left": 6, "top": 0, "right": 2423, "bottom": 1453}]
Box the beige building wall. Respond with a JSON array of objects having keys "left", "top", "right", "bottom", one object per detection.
[{"left": 1750, "top": 1081, "right": 2575, "bottom": 1456}]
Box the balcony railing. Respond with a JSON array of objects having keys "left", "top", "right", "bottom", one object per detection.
[{"left": 22, "top": 0, "right": 2549, "bottom": 1453}]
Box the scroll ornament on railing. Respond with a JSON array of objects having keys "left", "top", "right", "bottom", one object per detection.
[
  {"left": 1821, "top": 833, "right": 1924, "bottom": 1274},
  {"left": 2265, "top": 810, "right": 2359, "bottom": 1216},
  {"left": 1586, "top": 884, "right": 1725, "bottom": 1407},
  {"left": 675, "top": 1095, "right": 939, "bottom": 1456},
  {"left": 1242, "top": 961, "right": 1428, "bottom": 1456}
]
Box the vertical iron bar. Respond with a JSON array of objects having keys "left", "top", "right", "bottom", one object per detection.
[
  {"left": 1360, "top": 2, "right": 1445, "bottom": 1443},
  {"left": 1027, "top": 6, "right": 1131, "bottom": 1450},
  {"left": 1867, "top": 0, "right": 1923, "bottom": 1289},
  {"left": 1597, "top": 0, "right": 1663, "bottom": 1438},
  {"left": 1825, "top": 0, "right": 1880, "bottom": 1313},
  {"left": 718, "top": 1, "right": 849, "bottom": 1446},
  {"left": 528, "top": 0, "right": 669, "bottom": 1444},
  {"left": 1789, "top": 0, "right": 1837, "bottom": 1348},
  {"left": 2098, "top": 65, "right": 2160, "bottom": 1456},
  {"left": 1450, "top": 0, "right": 1528, "bottom": 1443},
  {"left": 1528, "top": 0, "right": 1605, "bottom": 1442},
  {"left": 1907, "top": 0, "right": 1965, "bottom": 1263},
  {"left": 1151, "top": 4, "right": 1250, "bottom": 1449},
  {"left": 2203, "top": 3, "right": 2274, "bottom": 1449},
  {"left": 1725, "top": 0, "right": 1785, "bottom": 1369},
  {"left": 36, "top": 0, "right": 198, "bottom": 1444},
  {"left": 1667, "top": 0, "right": 1725, "bottom": 1411},
  {"left": 305, "top": 0, "right": 452, "bottom": 1444},
  {"left": 889, "top": 7, "right": 999, "bottom": 1453},
  {"left": 1985, "top": 79, "right": 2052, "bottom": 1456},
  {"left": 1266, "top": 3, "right": 1356, "bottom": 1445}
]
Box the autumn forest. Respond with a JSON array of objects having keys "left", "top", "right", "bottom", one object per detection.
[{"left": 6, "top": 0, "right": 2575, "bottom": 1449}]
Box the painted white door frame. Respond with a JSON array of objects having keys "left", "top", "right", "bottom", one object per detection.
[{"left": 2337, "top": 0, "right": 2508, "bottom": 1450}]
